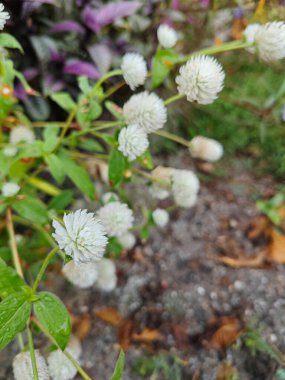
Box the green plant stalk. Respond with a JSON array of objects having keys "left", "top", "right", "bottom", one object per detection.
[
  {"left": 93, "top": 69, "right": 123, "bottom": 94},
  {"left": 54, "top": 107, "right": 78, "bottom": 151},
  {"left": 28, "top": 327, "right": 39, "bottom": 380},
  {"left": 164, "top": 94, "right": 184, "bottom": 106},
  {"left": 32, "top": 246, "right": 59, "bottom": 292},
  {"left": 6, "top": 208, "right": 24, "bottom": 278},
  {"left": 154, "top": 130, "right": 190, "bottom": 147},
  {"left": 68, "top": 120, "right": 122, "bottom": 140},
  {"left": 33, "top": 318, "right": 93, "bottom": 380}
]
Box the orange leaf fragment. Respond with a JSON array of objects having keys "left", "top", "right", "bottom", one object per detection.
[
  {"left": 210, "top": 318, "right": 243, "bottom": 350},
  {"left": 132, "top": 328, "right": 163, "bottom": 343},
  {"left": 95, "top": 307, "right": 123, "bottom": 326},
  {"left": 268, "top": 229, "right": 285, "bottom": 264},
  {"left": 218, "top": 251, "right": 266, "bottom": 268}
]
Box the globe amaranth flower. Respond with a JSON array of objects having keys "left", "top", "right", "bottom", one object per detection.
[
  {"left": 3, "top": 146, "right": 18, "bottom": 157},
  {"left": 254, "top": 22, "right": 285, "bottom": 62},
  {"left": 189, "top": 136, "right": 223, "bottom": 162},
  {"left": 62, "top": 260, "right": 98, "bottom": 288},
  {"left": 149, "top": 166, "right": 172, "bottom": 200},
  {"left": 176, "top": 55, "right": 225, "bottom": 105},
  {"left": 2, "top": 182, "right": 20, "bottom": 197},
  {"left": 121, "top": 53, "right": 147, "bottom": 90},
  {"left": 152, "top": 209, "right": 169, "bottom": 228},
  {"left": 10, "top": 126, "right": 35, "bottom": 145},
  {"left": 243, "top": 23, "right": 261, "bottom": 53},
  {"left": 149, "top": 184, "right": 170, "bottom": 200},
  {"left": 171, "top": 169, "right": 200, "bottom": 208},
  {"left": 118, "top": 124, "right": 149, "bottom": 161},
  {"left": 96, "top": 258, "right": 117, "bottom": 292},
  {"left": 123, "top": 91, "right": 167, "bottom": 134},
  {"left": 97, "top": 201, "right": 134, "bottom": 237},
  {"left": 117, "top": 231, "right": 136, "bottom": 250},
  {"left": 52, "top": 209, "right": 108, "bottom": 264},
  {"left": 48, "top": 336, "right": 82, "bottom": 380},
  {"left": 13, "top": 350, "right": 49, "bottom": 380},
  {"left": 0, "top": 3, "right": 9, "bottom": 30},
  {"left": 101, "top": 192, "right": 119, "bottom": 204},
  {"left": 157, "top": 24, "right": 178, "bottom": 49}
]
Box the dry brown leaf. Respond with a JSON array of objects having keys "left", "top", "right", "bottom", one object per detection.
[
  {"left": 218, "top": 251, "right": 266, "bottom": 268},
  {"left": 95, "top": 307, "right": 123, "bottom": 326},
  {"left": 132, "top": 328, "right": 163, "bottom": 343},
  {"left": 118, "top": 318, "right": 134, "bottom": 351},
  {"left": 267, "top": 230, "right": 285, "bottom": 264},
  {"left": 71, "top": 313, "right": 92, "bottom": 341},
  {"left": 216, "top": 362, "right": 238, "bottom": 380},
  {"left": 210, "top": 318, "right": 243, "bottom": 350},
  {"left": 231, "top": 18, "right": 246, "bottom": 40},
  {"left": 247, "top": 215, "right": 271, "bottom": 240}
]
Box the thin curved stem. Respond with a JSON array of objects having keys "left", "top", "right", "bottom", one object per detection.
[
  {"left": 93, "top": 69, "right": 123, "bottom": 94},
  {"left": 32, "top": 246, "right": 59, "bottom": 292},
  {"left": 6, "top": 208, "right": 24, "bottom": 278},
  {"left": 154, "top": 130, "right": 190, "bottom": 147},
  {"left": 54, "top": 107, "right": 78, "bottom": 151},
  {"left": 68, "top": 120, "right": 122, "bottom": 140},
  {"left": 164, "top": 93, "right": 184, "bottom": 106},
  {"left": 28, "top": 327, "right": 39, "bottom": 380}
]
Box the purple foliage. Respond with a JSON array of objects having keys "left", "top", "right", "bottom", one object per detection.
[
  {"left": 87, "top": 44, "right": 112, "bottom": 75},
  {"left": 50, "top": 21, "right": 85, "bottom": 35},
  {"left": 64, "top": 60, "right": 101, "bottom": 79},
  {"left": 49, "top": 48, "right": 66, "bottom": 63},
  {"left": 282, "top": 104, "right": 285, "bottom": 122},
  {"left": 82, "top": 2, "right": 141, "bottom": 32},
  {"left": 43, "top": 74, "right": 65, "bottom": 94},
  {"left": 21, "top": 0, "right": 55, "bottom": 17}
]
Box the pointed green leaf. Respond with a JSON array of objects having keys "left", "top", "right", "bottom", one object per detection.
[
  {"left": 12, "top": 197, "right": 49, "bottom": 224},
  {"left": 108, "top": 149, "right": 125, "bottom": 187},
  {"left": 45, "top": 154, "right": 65, "bottom": 183},
  {"left": 43, "top": 126, "right": 59, "bottom": 153},
  {"left": 51, "top": 92, "right": 76, "bottom": 113},
  {"left": 0, "top": 33, "right": 23, "bottom": 52},
  {"left": 109, "top": 351, "right": 125, "bottom": 380},
  {"left": 0, "top": 259, "right": 26, "bottom": 299}
]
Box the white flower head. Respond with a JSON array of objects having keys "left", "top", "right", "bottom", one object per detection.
[
  {"left": 96, "top": 258, "right": 117, "bottom": 292},
  {"left": 10, "top": 126, "right": 35, "bottom": 145},
  {"left": 101, "top": 192, "right": 119, "bottom": 204},
  {"left": 2, "top": 182, "right": 20, "bottom": 197},
  {"left": 149, "top": 184, "right": 170, "bottom": 200},
  {"left": 123, "top": 91, "right": 167, "bottom": 134},
  {"left": 52, "top": 209, "right": 108, "bottom": 264},
  {"left": 13, "top": 350, "right": 49, "bottom": 380},
  {"left": 48, "top": 336, "right": 82, "bottom": 380},
  {"left": 97, "top": 201, "right": 134, "bottom": 237},
  {"left": 62, "top": 260, "right": 98, "bottom": 288},
  {"left": 118, "top": 231, "right": 136, "bottom": 250},
  {"left": 152, "top": 208, "right": 169, "bottom": 228},
  {"left": 121, "top": 53, "right": 147, "bottom": 90},
  {"left": 171, "top": 169, "right": 200, "bottom": 208},
  {"left": 0, "top": 3, "right": 10, "bottom": 30},
  {"left": 3, "top": 146, "right": 18, "bottom": 157},
  {"left": 243, "top": 23, "right": 261, "bottom": 53},
  {"left": 189, "top": 136, "right": 223, "bottom": 162},
  {"left": 254, "top": 22, "right": 285, "bottom": 62},
  {"left": 157, "top": 24, "right": 178, "bottom": 49},
  {"left": 176, "top": 55, "right": 225, "bottom": 105},
  {"left": 118, "top": 124, "right": 149, "bottom": 161}
]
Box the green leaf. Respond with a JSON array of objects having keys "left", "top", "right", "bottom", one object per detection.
[
  {"left": 78, "top": 76, "right": 91, "bottom": 94},
  {"left": 43, "top": 126, "right": 59, "bottom": 153},
  {"left": 108, "top": 149, "right": 125, "bottom": 187},
  {"left": 76, "top": 99, "right": 102, "bottom": 128},
  {"left": 48, "top": 190, "right": 74, "bottom": 210},
  {"left": 16, "top": 142, "right": 43, "bottom": 160},
  {"left": 51, "top": 92, "right": 76, "bottom": 113},
  {"left": 152, "top": 49, "right": 181, "bottom": 88},
  {"left": 109, "top": 350, "right": 125, "bottom": 380},
  {"left": 79, "top": 139, "right": 104, "bottom": 153},
  {"left": 105, "top": 101, "right": 124, "bottom": 121},
  {"left": 0, "top": 292, "right": 31, "bottom": 350},
  {"left": 58, "top": 150, "right": 95, "bottom": 199},
  {"left": 45, "top": 154, "right": 65, "bottom": 183},
  {"left": 138, "top": 149, "right": 154, "bottom": 169},
  {"left": 13, "top": 197, "right": 49, "bottom": 225},
  {"left": 0, "top": 259, "right": 26, "bottom": 299},
  {"left": 33, "top": 292, "right": 71, "bottom": 350},
  {"left": 0, "top": 33, "right": 23, "bottom": 52}
]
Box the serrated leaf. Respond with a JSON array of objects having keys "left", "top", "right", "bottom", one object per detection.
[
  {"left": 109, "top": 350, "right": 125, "bottom": 380},
  {"left": 0, "top": 33, "right": 23, "bottom": 52},
  {"left": 0, "top": 259, "right": 26, "bottom": 299},
  {"left": 51, "top": 92, "right": 76, "bottom": 113},
  {"left": 33, "top": 292, "right": 71, "bottom": 350},
  {"left": 108, "top": 149, "right": 125, "bottom": 187},
  {"left": 45, "top": 154, "right": 65, "bottom": 183},
  {"left": 0, "top": 292, "right": 31, "bottom": 350},
  {"left": 58, "top": 150, "right": 95, "bottom": 199},
  {"left": 48, "top": 190, "right": 74, "bottom": 210},
  {"left": 12, "top": 197, "right": 49, "bottom": 225},
  {"left": 43, "top": 126, "right": 59, "bottom": 152}
]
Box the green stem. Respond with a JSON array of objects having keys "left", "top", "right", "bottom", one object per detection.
[
  {"left": 93, "top": 69, "right": 123, "bottom": 93},
  {"left": 54, "top": 107, "right": 78, "bottom": 151},
  {"left": 27, "top": 327, "right": 39, "bottom": 380},
  {"left": 154, "top": 130, "right": 190, "bottom": 147},
  {"left": 164, "top": 93, "right": 184, "bottom": 106},
  {"left": 6, "top": 208, "right": 24, "bottom": 278},
  {"left": 32, "top": 246, "right": 59, "bottom": 292},
  {"left": 17, "top": 333, "right": 25, "bottom": 351},
  {"left": 68, "top": 120, "right": 122, "bottom": 140}
]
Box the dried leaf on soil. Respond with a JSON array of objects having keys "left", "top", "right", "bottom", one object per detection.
[
  {"left": 132, "top": 328, "right": 163, "bottom": 343},
  {"left": 216, "top": 361, "right": 238, "bottom": 380},
  {"left": 71, "top": 313, "right": 91, "bottom": 341},
  {"left": 210, "top": 317, "right": 243, "bottom": 350},
  {"left": 267, "top": 229, "right": 285, "bottom": 264},
  {"left": 118, "top": 318, "right": 134, "bottom": 351},
  {"left": 218, "top": 251, "right": 266, "bottom": 268},
  {"left": 95, "top": 307, "right": 123, "bottom": 326}
]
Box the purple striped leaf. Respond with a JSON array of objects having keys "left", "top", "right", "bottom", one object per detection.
[
  {"left": 51, "top": 21, "right": 85, "bottom": 35},
  {"left": 64, "top": 60, "right": 100, "bottom": 79}
]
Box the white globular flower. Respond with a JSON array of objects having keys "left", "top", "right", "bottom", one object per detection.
[
  {"left": 123, "top": 91, "right": 167, "bottom": 134},
  {"left": 152, "top": 208, "right": 169, "bottom": 228},
  {"left": 176, "top": 55, "right": 225, "bottom": 105},
  {"left": 2, "top": 182, "right": 20, "bottom": 197},
  {"left": 149, "top": 184, "right": 170, "bottom": 200},
  {"left": 118, "top": 231, "right": 136, "bottom": 250},
  {"left": 118, "top": 124, "right": 149, "bottom": 161},
  {"left": 0, "top": 3, "right": 9, "bottom": 30},
  {"left": 157, "top": 24, "right": 178, "bottom": 49},
  {"left": 52, "top": 209, "right": 108, "bottom": 264},
  {"left": 13, "top": 350, "right": 49, "bottom": 380},
  {"left": 47, "top": 336, "right": 82, "bottom": 380},
  {"left": 96, "top": 258, "right": 117, "bottom": 292},
  {"left": 121, "top": 53, "right": 147, "bottom": 90},
  {"left": 171, "top": 169, "right": 200, "bottom": 208},
  {"left": 243, "top": 23, "right": 261, "bottom": 53},
  {"left": 101, "top": 192, "right": 119, "bottom": 204},
  {"left": 62, "top": 260, "right": 98, "bottom": 289},
  {"left": 10, "top": 126, "right": 35, "bottom": 145},
  {"left": 189, "top": 136, "right": 223, "bottom": 162},
  {"left": 3, "top": 146, "right": 18, "bottom": 157},
  {"left": 254, "top": 22, "right": 285, "bottom": 62},
  {"left": 149, "top": 166, "right": 172, "bottom": 200},
  {"left": 97, "top": 202, "right": 134, "bottom": 237}
]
